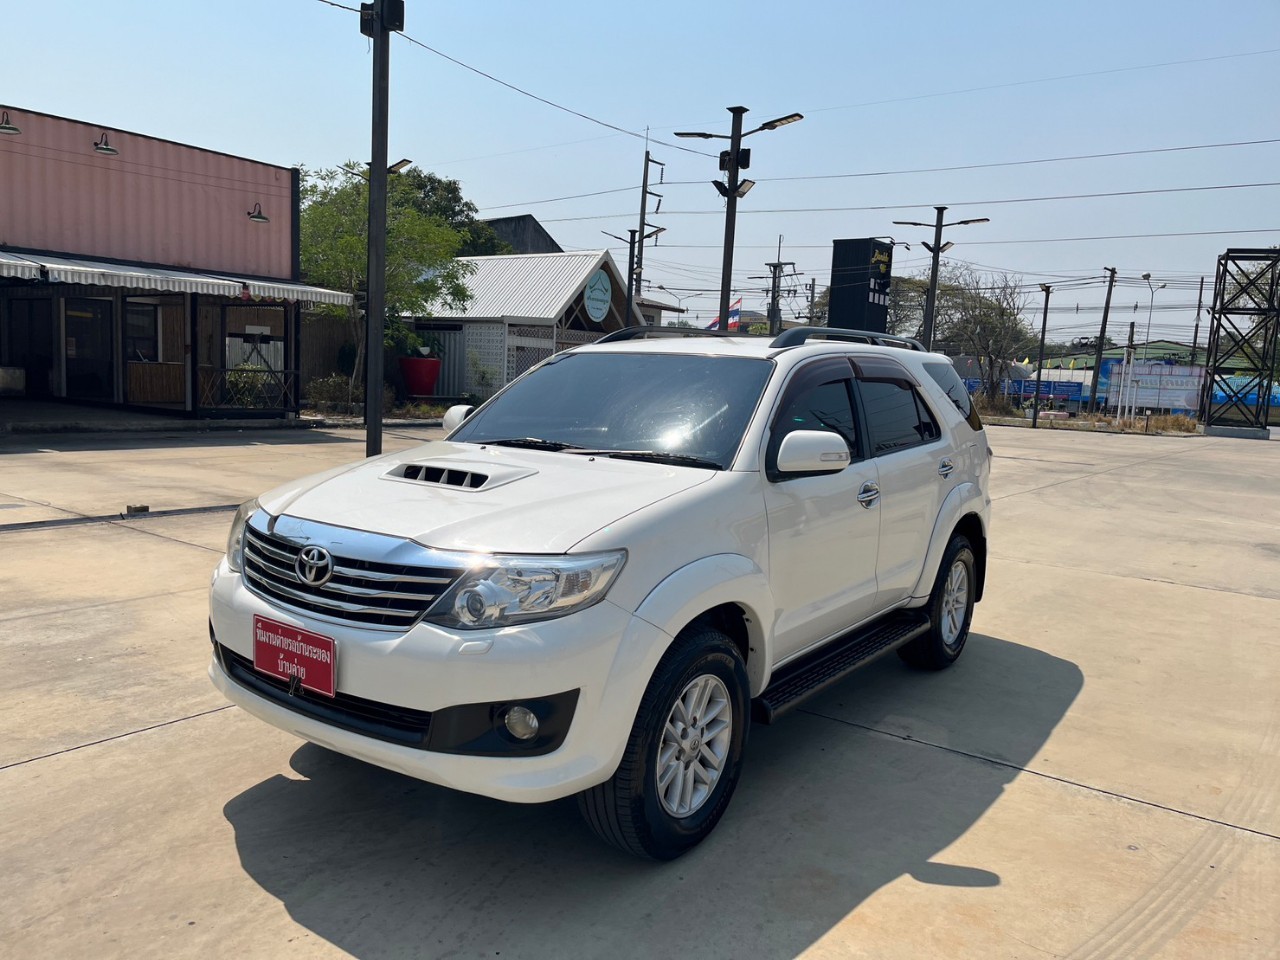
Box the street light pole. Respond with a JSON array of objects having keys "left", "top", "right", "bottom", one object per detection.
[
  {"left": 892, "top": 208, "right": 989, "bottom": 350},
  {"left": 922, "top": 206, "right": 946, "bottom": 350},
  {"left": 1031, "top": 284, "right": 1052, "bottom": 429},
  {"left": 717, "top": 107, "right": 748, "bottom": 332},
  {"left": 676, "top": 106, "right": 803, "bottom": 334},
  {"left": 1141, "top": 272, "right": 1165, "bottom": 361},
  {"left": 360, "top": 0, "right": 403, "bottom": 458}
]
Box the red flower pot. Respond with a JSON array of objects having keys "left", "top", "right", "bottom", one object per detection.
[{"left": 398, "top": 356, "right": 442, "bottom": 397}]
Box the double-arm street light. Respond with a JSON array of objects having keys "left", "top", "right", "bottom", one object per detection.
[
  {"left": 604, "top": 226, "right": 666, "bottom": 323},
  {"left": 1141, "top": 272, "right": 1166, "bottom": 361},
  {"left": 657, "top": 284, "right": 692, "bottom": 323},
  {"left": 892, "top": 206, "right": 989, "bottom": 350},
  {"left": 676, "top": 107, "right": 803, "bottom": 332}
]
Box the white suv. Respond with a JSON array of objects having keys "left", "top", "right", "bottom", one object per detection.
[{"left": 209, "top": 327, "right": 991, "bottom": 859}]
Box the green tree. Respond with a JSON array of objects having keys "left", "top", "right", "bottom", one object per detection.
[
  {"left": 397, "top": 168, "right": 511, "bottom": 257},
  {"left": 299, "top": 163, "right": 473, "bottom": 399},
  {"left": 932, "top": 265, "right": 1036, "bottom": 398}
]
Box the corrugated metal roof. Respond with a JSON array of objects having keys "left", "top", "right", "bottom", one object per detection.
[{"left": 431, "top": 251, "right": 618, "bottom": 321}]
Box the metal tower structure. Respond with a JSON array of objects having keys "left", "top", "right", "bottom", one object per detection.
[{"left": 1200, "top": 248, "right": 1280, "bottom": 438}]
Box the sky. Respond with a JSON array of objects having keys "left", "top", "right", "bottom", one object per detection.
[{"left": 5, "top": 0, "right": 1279, "bottom": 344}]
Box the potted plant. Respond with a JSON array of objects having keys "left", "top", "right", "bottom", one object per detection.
[{"left": 387, "top": 320, "right": 443, "bottom": 398}]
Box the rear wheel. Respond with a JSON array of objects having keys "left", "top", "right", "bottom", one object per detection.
[
  {"left": 898, "top": 535, "right": 976, "bottom": 670},
  {"left": 578, "top": 627, "right": 749, "bottom": 860}
]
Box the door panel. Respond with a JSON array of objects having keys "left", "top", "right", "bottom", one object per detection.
[
  {"left": 762, "top": 364, "right": 881, "bottom": 664},
  {"left": 64, "top": 299, "right": 114, "bottom": 401},
  {"left": 765, "top": 461, "right": 882, "bottom": 662},
  {"left": 856, "top": 368, "right": 953, "bottom": 606}
]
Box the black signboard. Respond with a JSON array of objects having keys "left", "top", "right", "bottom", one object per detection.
[{"left": 828, "top": 238, "right": 892, "bottom": 333}]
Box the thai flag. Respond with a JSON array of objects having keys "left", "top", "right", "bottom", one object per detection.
[{"left": 705, "top": 298, "right": 744, "bottom": 331}]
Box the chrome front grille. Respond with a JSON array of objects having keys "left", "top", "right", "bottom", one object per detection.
[{"left": 242, "top": 521, "right": 462, "bottom": 630}]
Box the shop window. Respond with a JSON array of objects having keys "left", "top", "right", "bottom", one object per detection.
[{"left": 125, "top": 303, "right": 160, "bottom": 362}]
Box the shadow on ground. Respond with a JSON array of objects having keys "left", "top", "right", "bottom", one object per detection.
[{"left": 224, "top": 634, "right": 1082, "bottom": 959}]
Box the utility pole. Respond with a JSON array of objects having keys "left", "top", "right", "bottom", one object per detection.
[
  {"left": 807, "top": 278, "right": 817, "bottom": 324},
  {"left": 1031, "top": 284, "right": 1051, "bottom": 429},
  {"left": 1190, "top": 276, "right": 1205, "bottom": 367},
  {"left": 765, "top": 236, "right": 795, "bottom": 337},
  {"left": 360, "top": 0, "right": 404, "bottom": 458},
  {"left": 1088, "top": 267, "right": 1117, "bottom": 413},
  {"left": 635, "top": 151, "right": 664, "bottom": 323},
  {"left": 624, "top": 229, "right": 638, "bottom": 324}
]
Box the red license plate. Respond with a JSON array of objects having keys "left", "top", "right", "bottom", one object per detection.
[{"left": 252, "top": 616, "right": 337, "bottom": 698}]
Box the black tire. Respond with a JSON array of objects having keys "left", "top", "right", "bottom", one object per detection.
[
  {"left": 898, "top": 535, "right": 976, "bottom": 670},
  {"left": 577, "top": 627, "right": 750, "bottom": 860}
]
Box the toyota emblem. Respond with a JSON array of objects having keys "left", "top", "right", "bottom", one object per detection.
[{"left": 295, "top": 545, "right": 334, "bottom": 586}]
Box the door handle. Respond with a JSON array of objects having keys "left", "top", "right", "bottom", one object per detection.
[
  {"left": 938, "top": 458, "right": 955, "bottom": 478},
  {"left": 857, "top": 481, "right": 880, "bottom": 507}
]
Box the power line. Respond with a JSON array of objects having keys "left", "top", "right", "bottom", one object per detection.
[
  {"left": 540, "top": 181, "right": 1280, "bottom": 222},
  {"left": 478, "top": 137, "right": 1280, "bottom": 211},
  {"left": 309, "top": 0, "right": 712, "bottom": 158},
  {"left": 395, "top": 33, "right": 712, "bottom": 158},
  {"left": 616, "top": 228, "right": 1279, "bottom": 250}
]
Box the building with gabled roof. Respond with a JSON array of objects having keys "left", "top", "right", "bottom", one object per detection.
[{"left": 414, "top": 250, "right": 640, "bottom": 398}]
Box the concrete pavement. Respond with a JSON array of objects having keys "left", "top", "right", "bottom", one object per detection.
[{"left": 1, "top": 425, "right": 1277, "bottom": 958}]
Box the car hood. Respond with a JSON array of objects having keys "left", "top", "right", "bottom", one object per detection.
[{"left": 257, "top": 441, "right": 717, "bottom": 554}]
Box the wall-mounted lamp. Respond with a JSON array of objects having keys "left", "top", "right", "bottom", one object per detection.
[
  {"left": 93, "top": 133, "right": 118, "bottom": 155},
  {"left": 247, "top": 203, "right": 270, "bottom": 223},
  {"left": 0, "top": 111, "right": 20, "bottom": 136}
]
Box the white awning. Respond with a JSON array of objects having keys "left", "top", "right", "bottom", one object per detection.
[
  {"left": 0, "top": 250, "right": 41, "bottom": 280},
  {"left": 0, "top": 250, "right": 352, "bottom": 305},
  {"left": 34, "top": 255, "right": 242, "bottom": 296},
  {"left": 214, "top": 276, "right": 353, "bottom": 307}
]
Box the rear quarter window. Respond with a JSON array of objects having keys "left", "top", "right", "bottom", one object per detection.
[{"left": 923, "top": 362, "right": 983, "bottom": 432}]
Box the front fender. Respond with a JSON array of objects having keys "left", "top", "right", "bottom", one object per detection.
[
  {"left": 630, "top": 554, "right": 776, "bottom": 696},
  {"left": 910, "top": 482, "right": 988, "bottom": 601}
]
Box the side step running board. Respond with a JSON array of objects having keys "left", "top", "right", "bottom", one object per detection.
[{"left": 752, "top": 609, "right": 931, "bottom": 724}]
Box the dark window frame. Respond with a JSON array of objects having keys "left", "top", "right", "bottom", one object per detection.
[
  {"left": 124, "top": 301, "right": 160, "bottom": 363},
  {"left": 852, "top": 356, "right": 945, "bottom": 457},
  {"left": 765, "top": 358, "right": 864, "bottom": 482}
]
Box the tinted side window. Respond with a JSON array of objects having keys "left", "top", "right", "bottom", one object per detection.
[
  {"left": 861, "top": 379, "right": 937, "bottom": 454},
  {"left": 924, "top": 361, "right": 984, "bottom": 431},
  {"left": 773, "top": 379, "right": 858, "bottom": 454}
]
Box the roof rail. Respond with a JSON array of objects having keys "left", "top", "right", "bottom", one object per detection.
[
  {"left": 594, "top": 326, "right": 729, "bottom": 344},
  {"left": 770, "top": 326, "right": 927, "bottom": 352}
]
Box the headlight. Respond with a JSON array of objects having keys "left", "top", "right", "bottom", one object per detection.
[
  {"left": 426, "top": 551, "right": 626, "bottom": 629},
  {"left": 225, "top": 499, "right": 259, "bottom": 573}
]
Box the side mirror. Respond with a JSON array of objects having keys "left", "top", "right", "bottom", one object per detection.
[
  {"left": 776, "top": 430, "right": 851, "bottom": 474},
  {"left": 442, "top": 404, "right": 474, "bottom": 433}
]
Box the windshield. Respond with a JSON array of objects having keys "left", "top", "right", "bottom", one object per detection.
[{"left": 450, "top": 352, "right": 774, "bottom": 469}]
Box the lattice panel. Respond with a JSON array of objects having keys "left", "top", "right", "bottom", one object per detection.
[
  {"left": 464, "top": 322, "right": 507, "bottom": 398},
  {"left": 507, "top": 325, "right": 555, "bottom": 383}
]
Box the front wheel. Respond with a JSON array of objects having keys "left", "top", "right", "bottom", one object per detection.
[
  {"left": 898, "top": 535, "right": 976, "bottom": 670},
  {"left": 578, "top": 627, "right": 749, "bottom": 860}
]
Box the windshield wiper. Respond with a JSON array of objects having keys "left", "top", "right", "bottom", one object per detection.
[
  {"left": 581, "top": 450, "right": 726, "bottom": 470},
  {"left": 482, "top": 437, "right": 584, "bottom": 452}
]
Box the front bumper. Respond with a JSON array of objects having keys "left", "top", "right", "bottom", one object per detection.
[{"left": 209, "top": 559, "right": 671, "bottom": 803}]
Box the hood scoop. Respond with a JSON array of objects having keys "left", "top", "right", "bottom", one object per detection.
[{"left": 386, "top": 459, "right": 537, "bottom": 493}]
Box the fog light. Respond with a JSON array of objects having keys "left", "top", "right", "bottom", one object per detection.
[{"left": 503, "top": 705, "right": 540, "bottom": 741}]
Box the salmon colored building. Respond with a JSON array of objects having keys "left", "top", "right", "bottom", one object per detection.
[{"left": 0, "top": 106, "right": 349, "bottom": 418}]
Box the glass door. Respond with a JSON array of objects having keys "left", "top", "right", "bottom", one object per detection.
[{"left": 64, "top": 298, "right": 114, "bottom": 401}]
